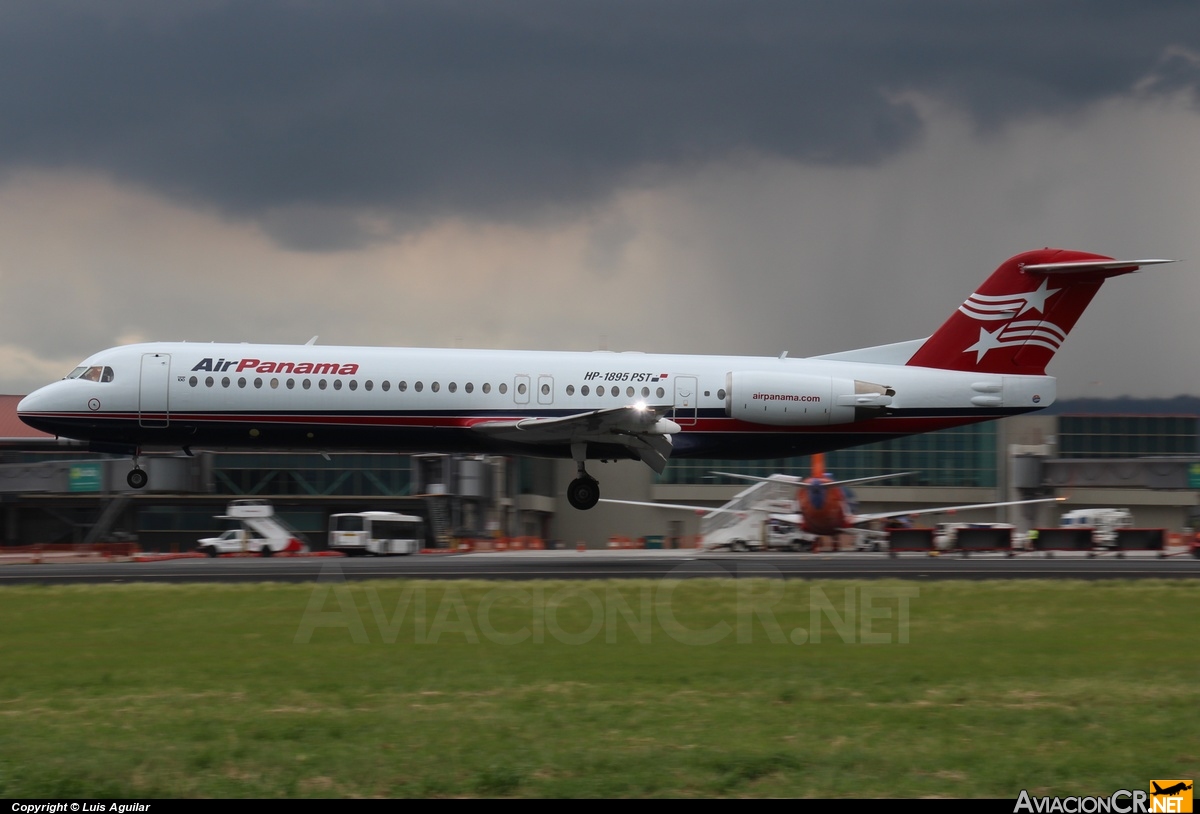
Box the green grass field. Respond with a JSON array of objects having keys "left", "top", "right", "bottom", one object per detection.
[{"left": 0, "top": 576, "right": 1196, "bottom": 798}]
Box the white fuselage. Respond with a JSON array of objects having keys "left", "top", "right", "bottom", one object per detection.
[{"left": 17, "top": 341, "right": 1054, "bottom": 462}]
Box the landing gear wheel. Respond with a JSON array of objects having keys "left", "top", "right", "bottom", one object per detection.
[
  {"left": 567, "top": 477, "right": 600, "bottom": 510},
  {"left": 204, "top": 546, "right": 218, "bottom": 558},
  {"left": 127, "top": 468, "right": 148, "bottom": 489},
  {"left": 260, "top": 546, "right": 273, "bottom": 558}
]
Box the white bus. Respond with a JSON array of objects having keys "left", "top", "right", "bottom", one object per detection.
[{"left": 328, "top": 511, "right": 426, "bottom": 556}]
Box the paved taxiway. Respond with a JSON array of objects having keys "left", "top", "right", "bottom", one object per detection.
[{"left": 1, "top": 549, "right": 1198, "bottom": 585}]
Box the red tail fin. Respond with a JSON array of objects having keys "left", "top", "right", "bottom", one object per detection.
[{"left": 906, "top": 249, "right": 1164, "bottom": 375}]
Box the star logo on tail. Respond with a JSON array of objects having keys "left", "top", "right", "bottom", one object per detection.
[
  {"left": 959, "top": 279, "right": 1067, "bottom": 360},
  {"left": 958, "top": 279, "right": 1061, "bottom": 321}
]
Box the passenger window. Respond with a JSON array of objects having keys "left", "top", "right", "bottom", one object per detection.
[
  {"left": 319, "top": 380, "right": 328, "bottom": 390},
  {"left": 415, "top": 382, "right": 423, "bottom": 392},
  {"left": 566, "top": 385, "right": 575, "bottom": 396},
  {"left": 189, "top": 376, "right": 198, "bottom": 387},
  {"left": 348, "top": 380, "right": 357, "bottom": 391},
  {"left": 222, "top": 377, "right": 230, "bottom": 388},
  {"left": 448, "top": 382, "right": 457, "bottom": 393},
  {"left": 365, "top": 380, "right": 373, "bottom": 391},
  {"left": 581, "top": 385, "right": 589, "bottom": 396},
  {"left": 465, "top": 382, "right": 473, "bottom": 393},
  {"left": 483, "top": 383, "right": 491, "bottom": 394},
  {"left": 334, "top": 380, "right": 343, "bottom": 390},
  {"left": 382, "top": 381, "right": 390, "bottom": 392},
  {"left": 206, "top": 376, "right": 214, "bottom": 387},
  {"left": 302, "top": 379, "right": 311, "bottom": 390},
  {"left": 399, "top": 381, "right": 408, "bottom": 392},
  {"left": 499, "top": 383, "right": 507, "bottom": 395}
]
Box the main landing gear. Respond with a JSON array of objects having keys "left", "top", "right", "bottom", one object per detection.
[
  {"left": 568, "top": 474, "right": 600, "bottom": 511},
  {"left": 567, "top": 444, "right": 600, "bottom": 510}
]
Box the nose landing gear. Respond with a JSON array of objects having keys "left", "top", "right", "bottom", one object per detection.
[{"left": 127, "top": 452, "right": 148, "bottom": 489}]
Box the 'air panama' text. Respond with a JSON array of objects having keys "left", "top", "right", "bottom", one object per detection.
[{"left": 191, "top": 358, "right": 360, "bottom": 375}]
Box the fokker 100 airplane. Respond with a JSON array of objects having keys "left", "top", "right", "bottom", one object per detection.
[{"left": 17, "top": 249, "right": 1172, "bottom": 509}]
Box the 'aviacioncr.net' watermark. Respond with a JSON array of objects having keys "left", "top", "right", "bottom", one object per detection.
[
  {"left": 1015, "top": 781, "right": 1193, "bottom": 813},
  {"left": 293, "top": 560, "right": 919, "bottom": 646}
]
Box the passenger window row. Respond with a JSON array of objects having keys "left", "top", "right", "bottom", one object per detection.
[{"left": 181, "top": 376, "right": 717, "bottom": 401}]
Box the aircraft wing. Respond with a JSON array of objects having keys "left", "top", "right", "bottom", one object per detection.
[
  {"left": 597, "top": 497, "right": 802, "bottom": 524},
  {"left": 598, "top": 498, "right": 743, "bottom": 515},
  {"left": 711, "top": 471, "right": 914, "bottom": 488},
  {"left": 847, "top": 497, "right": 1061, "bottom": 526},
  {"left": 471, "top": 404, "right": 681, "bottom": 473}
]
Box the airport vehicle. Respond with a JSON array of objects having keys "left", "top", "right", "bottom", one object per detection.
[
  {"left": 1059, "top": 507, "right": 1133, "bottom": 547},
  {"left": 696, "top": 483, "right": 816, "bottom": 552},
  {"left": 934, "top": 522, "right": 1016, "bottom": 550},
  {"left": 17, "top": 249, "right": 1172, "bottom": 509},
  {"left": 328, "top": 511, "right": 426, "bottom": 555},
  {"left": 197, "top": 499, "right": 308, "bottom": 556}
]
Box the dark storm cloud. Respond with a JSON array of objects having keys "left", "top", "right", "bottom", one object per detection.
[{"left": 1, "top": 0, "right": 1197, "bottom": 244}]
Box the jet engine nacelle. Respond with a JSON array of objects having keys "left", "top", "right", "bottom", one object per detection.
[{"left": 726, "top": 371, "right": 894, "bottom": 426}]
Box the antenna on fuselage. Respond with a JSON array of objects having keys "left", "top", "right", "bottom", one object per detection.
[{"left": 306, "top": 336, "right": 318, "bottom": 346}]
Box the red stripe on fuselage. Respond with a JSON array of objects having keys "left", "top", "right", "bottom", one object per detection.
[{"left": 22, "top": 410, "right": 1005, "bottom": 436}]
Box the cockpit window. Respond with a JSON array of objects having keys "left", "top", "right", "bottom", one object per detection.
[{"left": 67, "top": 365, "right": 114, "bottom": 383}]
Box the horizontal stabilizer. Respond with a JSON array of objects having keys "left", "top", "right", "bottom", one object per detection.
[
  {"left": 1022, "top": 258, "right": 1176, "bottom": 273},
  {"left": 711, "top": 470, "right": 914, "bottom": 488}
]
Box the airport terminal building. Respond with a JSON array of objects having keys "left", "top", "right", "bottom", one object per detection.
[{"left": 0, "top": 394, "right": 1197, "bottom": 550}]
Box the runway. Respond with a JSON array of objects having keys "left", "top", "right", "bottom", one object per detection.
[{"left": 1, "top": 548, "right": 1198, "bottom": 585}]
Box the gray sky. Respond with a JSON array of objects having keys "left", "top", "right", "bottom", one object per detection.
[{"left": 1, "top": 1, "right": 1198, "bottom": 398}]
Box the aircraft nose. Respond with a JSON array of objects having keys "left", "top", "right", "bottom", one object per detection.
[
  {"left": 17, "top": 385, "right": 64, "bottom": 432},
  {"left": 17, "top": 389, "right": 43, "bottom": 416}
]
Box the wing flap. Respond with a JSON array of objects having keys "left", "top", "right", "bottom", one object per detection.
[{"left": 472, "top": 404, "right": 680, "bottom": 473}]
